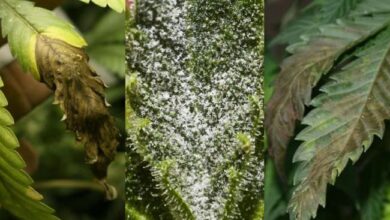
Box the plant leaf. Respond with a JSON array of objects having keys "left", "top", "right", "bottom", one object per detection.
[
  {"left": 288, "top": 27, "right": 390, "bottom": 220},
  {"left": 35, "top": 35, "right": 119, "bottom": 197},
  {"left": 0, "top": 0, "right": 86, "bottom": 80},
  {"left": 0, "top": 0, "right": 119, "bottom": 197},
  {"left": 0, "top": 77, "right": 59, "bottom": 220},
  {"left": 79, "top": 0, "right": 125, "bottom": 13},
  {"left": 85, "top": 11, "right": 125, "bottom": 76},
  {"left": 350, "top": 0, "right": 390, "bottom": 16},
  {"left": 272, "top": 0, "right": 361, "bottom": 45},
  {"left": 265, "top": 14, "right": 390, "bottom": 178}
]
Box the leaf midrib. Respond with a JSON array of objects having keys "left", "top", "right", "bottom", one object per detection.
[
  {"left": 337, "top": 39, "right": 390, "bottom": 154},
  {"left": 293, "top": 36, "right": 390, "bottom": 220},
  {"left": 0, "top": 0, "right": 39, "bottom": 34}
]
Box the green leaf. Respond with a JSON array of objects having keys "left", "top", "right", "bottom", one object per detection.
[
  {"left": 80, "top": 0, "right": 125, "bottom": 13},
  {"left": 153, "top": 161, "right": 195, "bottom": 220},
  {"left": 288, "top": 27, "right": 390, "bottom": 220},
  {"left": 265, "top": 14, "right": 390, "bottom": 178},
  {"left": 0, "top": 0, "right": 86, "bottom": 80},
  {"left": 86, "top": 11, "right": 125, "bottom": 76},
  {"left": 272, "top": 0, "right": 361, "bottom": 45},
  {"left": 350, "top": 0, "right": 390, "bottom": 16},
  {"left": 361, "top": 184, "right": 386, "bottom": 220},
  {"left": 264, "top": 159, "right": 287, "bottom": 220},
  {"left": 0, "top": 77, "right": 58, "bottom": 220}
]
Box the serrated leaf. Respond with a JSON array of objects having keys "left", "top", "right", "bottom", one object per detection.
[
  {"left": 0, "top": 76, "right": 58, "bottom": 219},
  {"left": 272, "top": 0, "right": 361, "bottom": 45},
  {"left": 0, "top": 0, "right": 86, "bottom": 80},
  {"left": 288, "top": 28, "right": 390, "bottom": 220},
  {"left": 35, "top": 35, "right": 119, "bottom": 191},
  {"left": 265, "top": 14, "right": 390, "bottom": 178},
  {"left": 1, "top": 0, "right": 119, "bottom": 197},
  {"left": 80, "top": 0, "right": 125, "bottom": 13}
]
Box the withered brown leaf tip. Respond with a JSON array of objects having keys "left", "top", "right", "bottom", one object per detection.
[{"left": 35, "top": 35, "right": 119, "bottom": 199}]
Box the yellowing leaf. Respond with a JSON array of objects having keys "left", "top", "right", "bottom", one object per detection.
[{"left": 0, "top": 0, "right": 86, "bottom": 80}]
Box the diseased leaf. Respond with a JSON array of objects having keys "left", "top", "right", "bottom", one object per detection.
[
  {"left": 35, "top": 35, "right": 119, "bottom": 199},
  {"left": 0, "top": 0, "right": 119, "bottom": 199},
  {"left": 265, "top": 15, "right": 390, "bottom": 178},
  {"left": 126, "top": 0, "right": 264, "bottom": 218},
  {"left": 288, "top": 27, "right": 390, "bottom": 220},
  {"left": 0, "top": 0, "right": 86, "bottom": 80}
]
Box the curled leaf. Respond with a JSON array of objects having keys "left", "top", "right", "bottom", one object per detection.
[{"left": 35, "top": 35, "right": 119, "bottom": 197}]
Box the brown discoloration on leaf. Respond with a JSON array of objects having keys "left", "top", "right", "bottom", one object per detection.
[
  {"left": 35, "top": 35, "right": 119, "bottom": 193},
  {"left": 266, "top": 38, "right": 345, "bottom": 179},
  {"left": 265, "top": 16, "right": 390, "bottom": 180},
  {"left": 288, "top": 28, "right": 390, "bottom": 220}
]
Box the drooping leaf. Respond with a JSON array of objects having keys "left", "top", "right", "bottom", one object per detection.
[
  {"left": 288, "top": 27, "right": 390, "bottom": 220},
  {"left": 79, "top": 0, "right": 125, "bottom": 13},
  {"left": 265, "top": 14, "right": 390, "bottom": 178},
  {"left": 0, "top": 77, "right": 59, "bottom": 220},
  {"left": 35, "top": 35, "right": 119, "bottom": 198}
]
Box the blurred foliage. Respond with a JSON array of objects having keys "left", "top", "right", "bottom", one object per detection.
[{"left": 0, "top": 2, "right": 125, "bottom": 219}]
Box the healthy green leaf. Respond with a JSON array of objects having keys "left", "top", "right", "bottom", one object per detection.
[
  {"left": 265, "top": 14, "right": 390, "bottom": 178},
  {"left": 0, "top": 77, "right": 59, "bottom": 220},
  {"left": 80, "top": 0, "right": 125, "bottom": 13},
  {"left": 288, "top": 27, "right": 390, "bottom": 220}
]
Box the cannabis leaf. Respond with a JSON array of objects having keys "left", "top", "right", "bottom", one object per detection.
[
  {"left": 0, "top": 77, "right": 58, "bottom": 220},
  {"left": 0, "top": 0, "right": 119, "bottom": 198},
  {"left": 288, "top": 27, "right": 390, "bottom": 220},
  {"left": 272, "top": 0, "right": 361, "bottom": 45},
  {"left": 126, "top": 0, "right": 264, "bottom": 219},
  {"left": 80, "top": 0, "right": 125, "bottom": 13},
  {"left": 265, "top": 14, "right": 390, "bottom": 178},
  {"left": 0, "top": 0, "right": 86, "bottom": 80}
]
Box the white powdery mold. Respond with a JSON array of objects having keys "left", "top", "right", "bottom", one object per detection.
[{"left": 128, "top": 0, "right": 264, "bottom": 219}]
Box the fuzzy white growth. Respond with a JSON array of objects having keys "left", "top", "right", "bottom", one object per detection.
[{"left": 127, "top": 0, "right": 264, "bottom": 219}]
